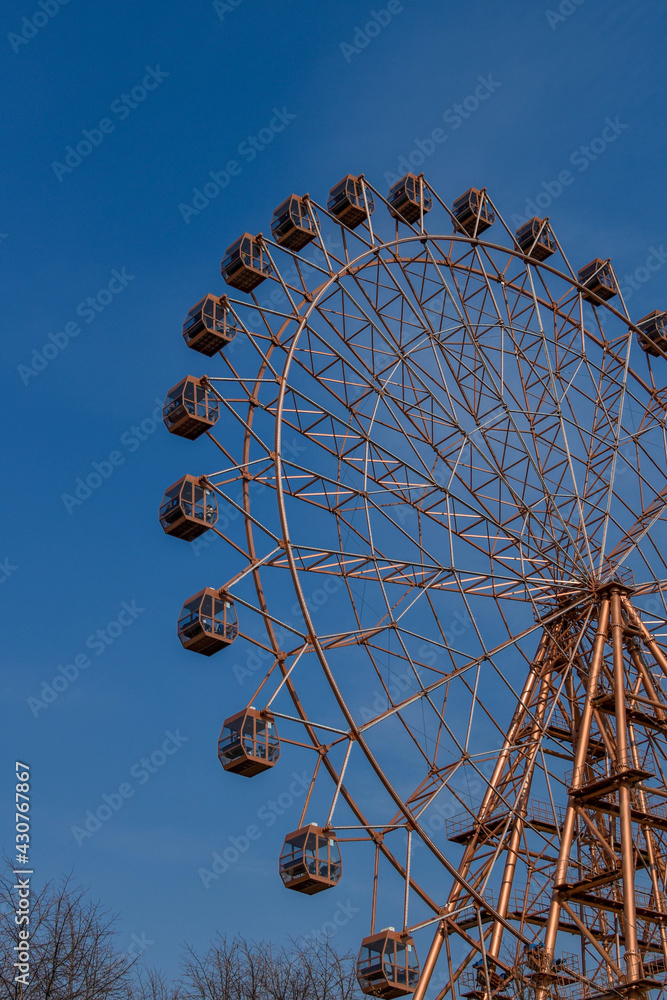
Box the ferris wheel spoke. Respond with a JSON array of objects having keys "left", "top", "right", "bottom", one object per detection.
[
  {"left": 633, "top": 578, "right": 667, "bottom": 598},
  {"left": 555, "top": 309, "right": 631, "bottom": 562},
  {"left": 599, "top": 480, "right": 667, "bottom": 573},
  {"left": 367, "top": 356, "right": 584, "bottom": 584},
  {"left": 269, "top": 366, "right": 556, "bottom": 575},
  {"left": 467, "top": 247, "right": 597, "bottom": 575},
  {"left": 282, "top": 273, "right": 591, "bottom": 589},
  {"left": 354, "top": 599, "right": 583, "bottom": 739},
  {"left": 272, "top": 451, "right": 578, "bottom": 598},
  {"left": 419, "top": 251, "right": 573, "bottom": 487},
  {"left": 266, "top": 544, "right": 574, "bottom": 598},
  {"left": 516, "top": 263, "right": 596, "bottom": 571},
  {"left": 593, "top": 327, "right": 635, "bottom": 574}
]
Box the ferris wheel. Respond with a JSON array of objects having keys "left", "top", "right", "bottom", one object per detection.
[{"left": 160, "top": 171, "right": 667, "bottom": 1000}]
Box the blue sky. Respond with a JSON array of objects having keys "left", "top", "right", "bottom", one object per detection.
[{"left": 2, "top": 0, "right": 667, "bottom": 983}]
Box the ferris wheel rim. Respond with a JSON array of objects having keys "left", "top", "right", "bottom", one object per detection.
[
  {"left": 167, "top": 172, "right": 667, "bottom": 999},
  {"left": 239, "top": 224, "right": 667, "bottom": 932},
  {"left": 236, "top": 229, "right": 635, "bottom": 943}
]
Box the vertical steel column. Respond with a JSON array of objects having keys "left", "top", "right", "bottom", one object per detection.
[
  {"left": 611, "top": 589, "right": 640, "bottom": 983},
  {"left": 542, "top": 597, "right": 610, "bottom": 966},
  {"left": 627, "top": 717, "right": 667, "bottom": 969}
]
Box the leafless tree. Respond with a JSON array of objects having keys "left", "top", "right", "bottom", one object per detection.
[
  {"left": 128, "top": 967, "right": 182, "bottom": 1000},
  {"left": 0, "top": 864, "right": 363, "bottom": 1000},
  {"left": 0, "top": 869, "right": 134, "bottom": 1000},
  {"left": 177, "top": 934, "right": 363, "bottom": 1000},
  {"left": 290, "top": 938, "right": 363, "bottom": 1000}
]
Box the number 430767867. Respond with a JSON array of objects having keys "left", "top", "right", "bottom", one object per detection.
[{"left": 15, "top": 763, "right": 30, "bottom": 860}]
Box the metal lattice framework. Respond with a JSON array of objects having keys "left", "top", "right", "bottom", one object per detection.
[{"left": 163, "top": 174, "right": 667, "bottom": 1000}]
